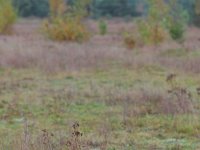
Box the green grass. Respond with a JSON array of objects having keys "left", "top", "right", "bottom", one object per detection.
[{"left": 0, "top": 66, "right": 199, "bottom": 149}]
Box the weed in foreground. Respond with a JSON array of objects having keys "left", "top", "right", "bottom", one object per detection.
[
  {"left": 66, "top": 122, "right": 83, "bottom": 150},
  {"left": 0, "top": 120, "right": 86, "bottom": 150}
]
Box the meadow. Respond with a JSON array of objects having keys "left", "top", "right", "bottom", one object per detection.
[{"left": 0, "top": 18, "right": 199, "bottom": 149}]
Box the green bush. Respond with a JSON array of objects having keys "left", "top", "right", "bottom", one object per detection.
[
  {"left": 133, "top": 0, "right": 188, "bottom": 46},
  {"left": 137, "top": 20, "right": 168, "bottom": 45},
  {"left": 98, "top": 19, "right": 107, "bottom": 35},
  {"left": 167, "top": 0, "right": 189, "bottom": 41},
  {"left": 0, "top": 0, "right": 17, "bottom": 34},
  {"left": 169, "top": 23, "right": 184, "bottom": 41},
  {"left": 135, "top": 0, "right": 169, "bottom": 45}
]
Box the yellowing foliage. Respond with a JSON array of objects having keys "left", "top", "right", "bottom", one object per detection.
[
  {"left": 49, "top": 0, "right": 67, "bottom": 16},
  {"left": 124, "top": 0, "right": 169, "bottom": 48},
  {"left": 137, "top": 20, "right": 168, "bottom": 45},
  {"left": 0, "top": 0, "right": 16, "bottom": 34},
  {"left": 43, "top": 0, "right": 89, "bottom": 42},
  {"left": 43, "top": 17, "right": 89, "bottom": 42}
]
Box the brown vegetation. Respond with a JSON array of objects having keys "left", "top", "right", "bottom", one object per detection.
[
  {"left": 0, "top": 20, "right": 200, "bottom": 73},
  {"left": 0, "top": 19, "right": 200, "bottom": 149}
]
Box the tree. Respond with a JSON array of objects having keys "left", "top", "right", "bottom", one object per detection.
[
  {"left": 196, "top": 0, "right": 200, "bottom": 15},
  {"left": 42, "top": 0, "right": 90, "bottom": 42},
  {"left": 91, "top": 0, "right": 140, "bottom": 18},
  {"left": 0, "top": 0, "right": 17, "bottom": 34},
  {"left": 194, "top": 0, "right": 200, "bottom": 26},
  {"left": 13, "top": 0, "right": 49, "bottom": 17}
]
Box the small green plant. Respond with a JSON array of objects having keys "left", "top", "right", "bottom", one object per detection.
[
  {"left": 136, "top": 20, "right": 151, "bottom": 45},
  {"left": 98, "top": 19, "right": 107, "bottom": 35},
  {"left": 169, "top": 23, "right": 184, "bottom": 41},
  {"left": 0, "top": 0, "right": 17, "bottom": 34}
]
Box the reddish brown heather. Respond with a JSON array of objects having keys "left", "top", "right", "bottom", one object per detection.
[{"left": 0, "top": 19, "right": 200, "bottom": 73}]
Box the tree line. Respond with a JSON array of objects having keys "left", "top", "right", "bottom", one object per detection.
[{"left": 11, "top": 0, "right": 200, "bottom": 25}]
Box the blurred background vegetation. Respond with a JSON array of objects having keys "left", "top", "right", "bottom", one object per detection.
[
  {"left": 11, "top": 0, "right": 200, "bottom": 26},
  {"left": 0, "top": 0, "right": 200, "bottom": 149},
  {"left": 7, "top": 0, "right": 200, "bottom": 43},
  {"left": 13, "top": 0, "right": 199, "bottom": 22}
]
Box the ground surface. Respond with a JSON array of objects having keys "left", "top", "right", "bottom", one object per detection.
[{"left": 0, "top": 19, "right": 199, "bottom": 149}]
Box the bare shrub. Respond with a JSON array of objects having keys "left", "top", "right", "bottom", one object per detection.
[
  {"left": 65, "top": 122, "right": 83, "bottom": 150},
  {"left": 103, "top": 87, "right": 194, "bottom": 117}
]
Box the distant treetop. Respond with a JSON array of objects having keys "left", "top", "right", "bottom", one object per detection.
[{"left": 12, "top": 0, "right": 199, "bottom": 26}]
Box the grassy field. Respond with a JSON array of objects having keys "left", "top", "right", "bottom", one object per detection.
[{"left": 0, "top": 19, "right": 199, "bottom": 149}]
